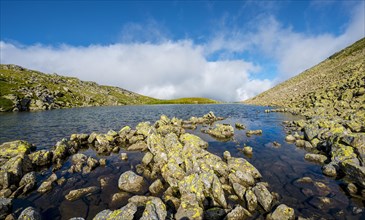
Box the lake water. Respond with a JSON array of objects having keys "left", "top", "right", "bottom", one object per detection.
[{"left": 0, "top": 104, "right": 364, "bottom": 219}]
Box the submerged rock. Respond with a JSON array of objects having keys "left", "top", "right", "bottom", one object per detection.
[
  {"left": 65, "top": 186, "right": 99, "bottom": 201},
  {"left": 246, "top": 130, "right": 263, "bottom": 136},
  {"left": 304, "top": 153, "right": 327, "bottom": 164},
  {"left": 0, "top": 198, "right": 12, "bottom": 219},
  {"left": 37, "top": 173, "right": 57, "bottom": 193}
]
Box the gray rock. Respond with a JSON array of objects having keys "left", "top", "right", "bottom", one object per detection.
[
  {"left": 267, "top": 204, "right": 295, "bottom": 220},
  {"left": 29, "top": 150, "right": 52, "bottom": 166},
  {"left": 235, "top": 123, "right": 246, "bottom": 129},
  {"left": 339, "top": 160, "right": 365, "bottom": 188},
  {"left": 245, "top": 189, "right": 257, "bottom": 212},
  {"left": 93, "top": 202, "right": 137, "bottom": 220},
  {"left": 140, "top": 197, "right": 167, "bottom": 220},
  {"left": 37, "top": 173, "right": 58, "bottom": 193},
  {"left": 322, "top": 163, "right": 337, "bottom": 177},
  {"left": 253, "top": 183, "right": 273, "bottom": 212},
  {"left": 141, "top": 152, "right": 154, "bottom": 166},
  {"left": 0, "top": 198, "right": 12, "bottom": 219},
  {"left": 118, "top": 171, "right": 148, "bottom": 194},
  {"left": 18, "top": 207, "right": 42, "bottom": 220},
  {"left": 246, "top": 130, "right": 262, "bottom": 136},
  {"left": 18, "top": 171, "right": 36, "bottom": 194},
  {"left": 224, "top": 205, "right": 251, "bottom": 220},
  {"left": 204, "top": 207, "right": 226, "bottom": 220},
  {"left": 71, "top": 154, "right": 88, "bottom": 164},
  {"left": 285, "top": 135, "right": 296, "bottom": 142},
  {"left": 127, "top": 141, "right": 147, "bottom": 151},
  {"left": 223, "top": 151, "right": 231, "bottom": 161},
  {"left": 111, "top": 191, "right": 131, "bottom": 206},
  {"left": 232, "top": 183, "right": 246, "bottom": 200},
  {"left": 243, "top": 146, "right": 253, "bottom": 155},
  {"left": 149, "top": 179, "right": 164, "bottom": 195},
  {"left": 65, "top": 186, "right": 99, "bottom": 201},
  {"left": 304, "top": 124, "right": 319, "bottom": 141}
]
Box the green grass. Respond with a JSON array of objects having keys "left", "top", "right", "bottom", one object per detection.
[{"left": 152, "top": 97, "right": 219, "bottom": 104}]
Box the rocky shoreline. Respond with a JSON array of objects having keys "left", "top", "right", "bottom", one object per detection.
[{"left": 0, "top": 112, "right": 295, "bottom": 220}]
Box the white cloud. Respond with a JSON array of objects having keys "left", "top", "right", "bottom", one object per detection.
[
  {"left": 0, "top": 40, "right": 271, "bottom": 101},
  {"left": 207, "top": 1, "right": 365, "bottom": 80}
]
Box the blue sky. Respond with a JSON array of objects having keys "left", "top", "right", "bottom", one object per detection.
[{"left": 1, "top": 0, "right": 364, "bottom": 101}]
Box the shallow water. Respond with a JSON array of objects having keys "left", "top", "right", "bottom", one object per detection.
[{"left": 1, "top": 104, "right": 364, "bottom": 219}]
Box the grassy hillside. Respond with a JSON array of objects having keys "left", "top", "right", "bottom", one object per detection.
[
  {"left": 245, "top": 37, "right": 365, "bottom": 116},
  {"left": 0, "top": 65, "right": 217, "bottom": 112}
]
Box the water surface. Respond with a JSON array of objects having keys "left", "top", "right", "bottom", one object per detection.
[{"left": 1, "top": 104, "right": 363, "bottom": 219}]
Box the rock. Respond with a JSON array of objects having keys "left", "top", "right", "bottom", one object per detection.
[
  {"left": 204, "top": 124, "right": 234, "bottom": 139},
  {"left": 140, "top": 197, "right": 167, "bottom": 220},
  {"left": 245, "top": 189, "right": 257, "bottom": 212},
  {"left": 18, "top": 171, "right": 36, "bottom": 194},
  {"left": 296, "top": 177, "right": 313, "bottom": 183},
  {"left": 107, "top": 130, "right": 118, "bottom": 137},
  {"left": 37, "top": 173, "right": 57, "bottom": 193},
  {"left": 339, "top": 160, "right": 365, "bottom": 188},
  {"left": 136, "top": 122, "right": 151, "bottom": 137},
  {"left": 235, "top": 170, "right": 255, "bottom": 186},
  {"left": 285, "top": 135, "right": 296, "bottom": 142},
  {"left": 0, "top": 140, "right": 32, "bottom": 161},
  {"left": 29, "top": 150, "right": 52, "bottom": 166},
  {"left": 246, "top": 130, "right": 262, "bottom": 136},
  {"left": 253, "top": 183, "right": 273, "bottom": 212},
  {"left": 99, "top": 158, "right": 106, "bottom": 166},
  {"left": 225, "top": 205, "right": 251, "bottom": 220},
  {"left": 304, "top": 124, "right": 319, "bottom": 141},
  {"left": 52, "top": 141, "right": 68, "bottom": 162},
  {"left": 0, "top": 198, "right": 12, "bottom": 219},
  {"left": 267, "top": 204, "right": 295, "bottom": 220},
  {"left": 347, "top": 183, "right": 358, "bottom": 194},
  {"left": 118, "top": 171, "right": 148, "bottom": 194},
  {"left": 65, "top": 186, "right": 99, "bottom": 201},
  {"left": 223, "top": 151, "right": 231, "bottom": 161},
  {"left": 180, "top": 133, "right": 208, "bottom": 149},
  {"left": 128, "top": 135, "right": 145, "bottom": 145},
  {"left": 127, "top": 141, "right": 147, "bottom": 151},
  {"left": 71, "top": 153, "right": 88, "bottom": 164},
  {"left": 273, "top": 141, "right": 281, "bottom": 147},
  {"left": 149, "top": 179, "right": 164, "bottom": 195},
  {"left": 87, "top": 157, "right": 99, "bottom": 169},
  {"left": 204, "top": 207, "right": 226, "bottom": 220},
  {"left": 120, "top": 153, "right": 128, "bottom": 160},
  {"left": 304, "top": 153, "right": 327, "bottom": 164},
  {"left": 93, "top": 202, "right": 137, "bottom": 220},
  {"left": 308, "top": 196, "right": 332, "bottom": 209},
  {"left": 175, "top": 194, "right": 203, "bottom": 220},
  {"left": 0, "top": 189, "right": 12, "bottom": 198},
  {"left": 232, "top": 183, "right": 246, "bottom": 200},
  {"left": 322, "top": 163, "right": 337, "bottom": 177},
  {"left": 243, "top": 146, "right": 253, "bottom": 155},
  {"left": 235, "top": 123, "right": 246, "bottom": 129},
  {"left": 142, "top": 152, "right": 154, "bottom": 166},
  {"left": 18, "top": 207, "right": 41, "bottom": 220},
  {"left": 111, "top": 191, "right": 131, "bottom": 206}
]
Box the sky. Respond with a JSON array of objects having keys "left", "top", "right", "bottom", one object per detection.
[{"left": 0, "top": 0, "right": 364, "bottom": 101}]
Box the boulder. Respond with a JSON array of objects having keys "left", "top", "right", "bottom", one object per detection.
[
  {"left": 111, "top": 191, "right": 131, "bottom": 206},
  {"left": 65, "top": 186, "right": 99, "bottom": 201},
  {"left": 243, "top": 146, "right": 253, "bottom": 155},
  {"left": 285, "top": 135, "right": 296, "bottom": 142},
  {"left": 149, "top": 179, "right": 164, "bottom": 195},
  {"left": 322, "top": 163, "right": 337, "bottom": 177},
  {"left": 140, "top": 197, "right": 167, "bottom": 220},
  {"left": 29, "top": 150, "right": 52, "bottom": 166},
  {"left": 204, "top": 207, "right": 226, "bottom": 220},
  {"left": 118, "top": 171, "right": 148, "bottom": 194},
  {"left": 142, "top": 152, "right": 154, "bottom": 166},
  {"left": 339, "top": 160, "right": 365, "bottom": 188},
  {"left": 18, "top": 207, "right": 42, "bottom": 220},
  {"left": 136, "top": 122, "right": 152, "bottom": 137},
  {"left": 245, "top": 189, "right": 257, "bottom": 212},
  {"left": 204, "top": 124, "right": 234, "bottom": 139},
  {"left": 18, "top": 171, "right": 36, "bottom": 195},
  {"left": 304, "top": 124, "right": 319, "bottom": 141},
  {"left": 37, "top": 173, "right": 57, "bottom": 193},
  {"left": 180, "top": 133, "right": 208, "bottom": 149},
  {"left": 127, "top": 141, "right": 147, "bottom": 151},
  {"left": 0, "top": 198, "right": 12, "bottom": 219},
  {"left": 93, "top": 202, "right": 137, "bottom": 220},
  {"left": 253, "top": 183, "right": 273, "bottom": 212},
  {"left": 175, "top": 194, "right": 203, "bottom": 220},
  {"left": 225, "top": 205, "right": 251, "bottom": 220},
  {"left": 267, "top": 204, "right": 295, "bottom": 220},
  {"left": 0, "top": 140, "right": 32, "bottom": 161}
]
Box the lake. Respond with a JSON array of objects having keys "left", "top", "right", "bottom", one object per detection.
[{"left": 0, "top": 104, "right": 363, "bottom": 219}]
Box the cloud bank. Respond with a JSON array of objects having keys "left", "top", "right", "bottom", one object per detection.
[{"left": 0, "top": 2, "right": 363, "bottom": 101}]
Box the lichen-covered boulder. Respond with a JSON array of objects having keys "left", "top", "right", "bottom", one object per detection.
[
  {"left": 180, "top": 133, "right": 208, "bottom": 149},
  {"left": 18, "top": 207, "right": 42, "bottom": 220},
  {"left": 29, "top": 150, "right": 52, "bottom": 166},
  {"left": 204, "top": 124, "right": 234, "bottom": 139},
  {"left": 253, "top": 183, "right": 273, "bottom": 212},
  {"left": 339, "top": 160, "right": 365, "bottom": 188},
  {"left": 267, "top": 204, "right": 295, "bottom": 220},
  {"left": 93, "top": 202, "right": 137, "bottom": 220},
  {"left": 37, "top": 173, "right": 57, "bottom": 193},
  {"left": 127, "top": 141, "right": 148, "bottom": 151},
  {"left": 18, "top": 171, "right": 36, "bottom": 195},
  {"left": 0, "top": 198, "right": 12, "bottom": 219},
  {"left": 175, "top": 193, "right": 203, "bottom": 220},
  {"left": 149, "top": 179, "right": 164, "bottom": 195},
  {"left": 225, "top": 205, "right": 251, "bottom": 220},
  {"left": 65, "top": 186, "right": 99, "bottom": 201},
  {"left": 118, "top": 171, "right": 148, "bottom": 194},
  {"left": 140, "top": 197, "right": 167, "bottom": 220},
  {"left": 0, "top": 140, "right": 32, "bottom": 162}
]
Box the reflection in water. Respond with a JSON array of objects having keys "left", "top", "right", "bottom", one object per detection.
[{"left": 1, "top": 104, "right": 364, "bottom": 219}]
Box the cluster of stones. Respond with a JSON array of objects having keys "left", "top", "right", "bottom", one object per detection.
[
  {"left": 0, "top": 112, "right": 295, "bottom": 219},
  {"left": 284, "top": 118, "right": 365, "bottom": 198}
]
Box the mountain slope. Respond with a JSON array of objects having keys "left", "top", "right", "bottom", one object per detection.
[
  {"left": 0, "top": 65, "right": 217, "bottom": 112},
  {"left": 245, "top": 37, "right": 365, "bottom": 117}
]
